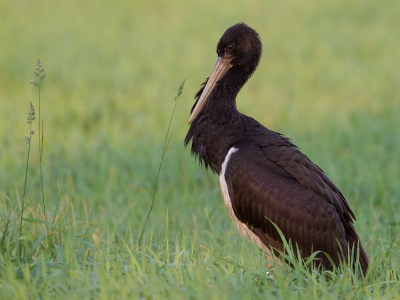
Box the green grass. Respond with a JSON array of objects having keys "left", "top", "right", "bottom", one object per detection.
[{"left": 1, "top": 0, "right": 400, "bottom": 298}]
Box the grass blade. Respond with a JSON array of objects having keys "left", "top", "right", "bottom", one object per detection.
[{"left": 138, "top": 78, "right": 187, "bottom": 247}]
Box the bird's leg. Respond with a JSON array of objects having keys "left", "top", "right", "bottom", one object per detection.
[
  {"left": 266, "top": 253, "right": 286, "bottom": 278},
  {"left": 266, "top": 253, "right": 273, "bottom": 269},
  {"left": 266, "top": 253, "right": 275, "bottom": 278}
]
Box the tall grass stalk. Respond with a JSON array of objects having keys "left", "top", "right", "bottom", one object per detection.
[
  {"left": 18, "top": 60, "right": 46, "bottom": 253},
  {"left": 33, "top": 59, "right": 46, "bottom": 215},
  {"left": 20, "top": 102, "right": 36, "bottom": 240},
  {"left": 138, "top": 78, "right": 187, "bottom": 247}
]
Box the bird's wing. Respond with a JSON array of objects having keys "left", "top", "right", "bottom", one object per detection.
[
  {"left": 223, "top": 142, "right": 350, "bottom": 269},
  {"left": 262, "top": 141, "right": 355, "bottom": 221},
  {"left": 259, "top": 141, "right": 369, "bottom": 272}
]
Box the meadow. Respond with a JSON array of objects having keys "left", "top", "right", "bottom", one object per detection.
[{"left": 0, "top": 0, "right": 399, "bottom": 298}]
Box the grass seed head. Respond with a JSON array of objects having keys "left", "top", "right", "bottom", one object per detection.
[
  {"left": 27, "top": 101, "right": 36, "bottom": 124},
  {"left": 33, "top": 59, "right": 46, "bottom": 80}
]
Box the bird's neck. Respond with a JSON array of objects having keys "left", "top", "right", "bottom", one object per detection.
[
  {"left": 185, "top": 73, "right": 249, "bottom": 174},
  {"left": 184, "top": 64, "right": 258, "bottom": 173}
]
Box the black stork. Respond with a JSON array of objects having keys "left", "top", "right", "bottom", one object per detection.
[{"left": 184, "top": 23, "right": 369, "bottom": 274}]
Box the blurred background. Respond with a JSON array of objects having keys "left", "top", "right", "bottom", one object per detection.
[{"left": 1, "top": 0, "right": 399, "bottom": 247}]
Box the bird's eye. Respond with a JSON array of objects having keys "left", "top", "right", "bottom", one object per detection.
[{"left": 226, "top": 43, "right": 235, "bottom": 52}]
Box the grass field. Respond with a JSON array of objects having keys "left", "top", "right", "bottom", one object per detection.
[{"left": 1, "top": 0, "right": 400, "bottom": 298}]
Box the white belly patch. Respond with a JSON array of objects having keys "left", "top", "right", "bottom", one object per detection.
[{"left": 219, "top": 147, "right": 272, "bottom": 255}]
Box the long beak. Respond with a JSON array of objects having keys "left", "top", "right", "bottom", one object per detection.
[{"left": 188, "top": 57, "right": 232, "bottom": 124}]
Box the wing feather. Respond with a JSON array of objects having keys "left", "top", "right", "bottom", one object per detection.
[{"left": 223, "top": 141, "right": 368, "bottom": 272}]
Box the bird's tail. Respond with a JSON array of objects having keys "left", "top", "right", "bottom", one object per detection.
[{"left": 358, "top": 241, "right": 370, "bottom": 276}]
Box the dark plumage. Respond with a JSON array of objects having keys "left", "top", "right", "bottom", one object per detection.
[{"left": 184, "top": 23, "right": 369, "bottom": 274}]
